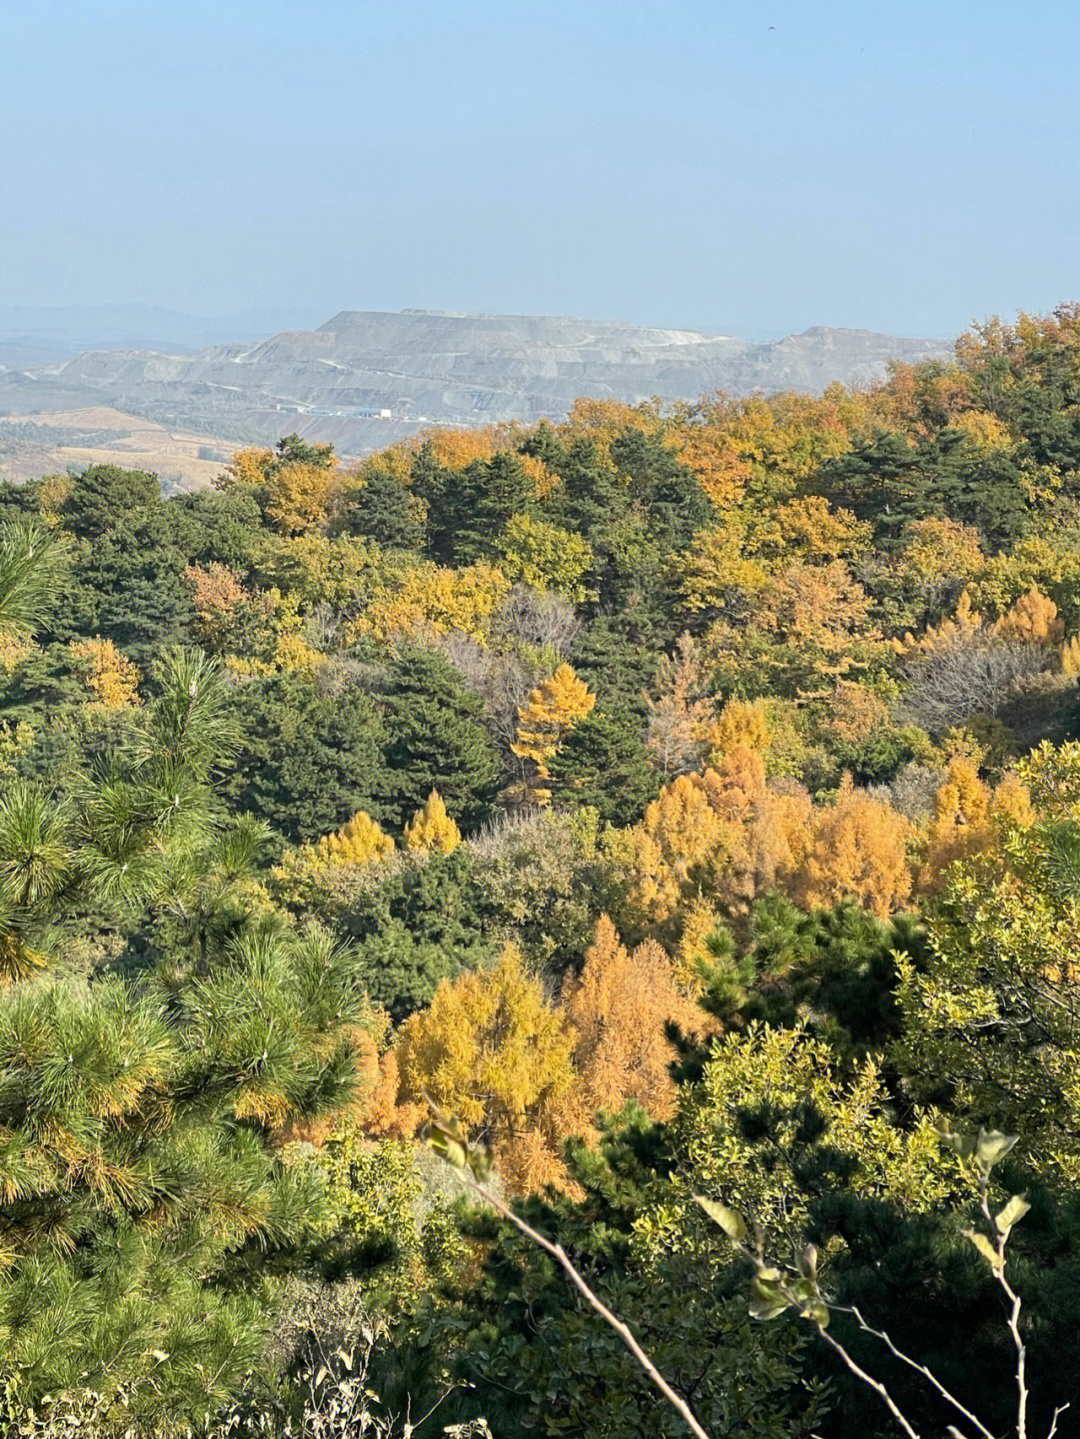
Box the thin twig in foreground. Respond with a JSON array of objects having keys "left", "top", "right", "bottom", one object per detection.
[
  {"left": 846, "top": 1306, "right": 994, "bottom": 1439},
  {"left": 457, "top": 1169, "right": 712, "bottom": 1439}
]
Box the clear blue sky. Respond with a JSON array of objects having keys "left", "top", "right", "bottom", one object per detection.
[{"left": 3, "top": 0, "right": 1078, "bottom": 338}]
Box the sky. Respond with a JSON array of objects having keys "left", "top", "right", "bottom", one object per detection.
[{"left": 2, "top": 0, "right": 1078, "bottom": 340}]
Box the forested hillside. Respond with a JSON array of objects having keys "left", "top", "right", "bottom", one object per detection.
[{"left": 2, "top": 305, "right": 1080, "bottom": 1437}]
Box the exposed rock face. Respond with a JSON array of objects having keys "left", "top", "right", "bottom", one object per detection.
[{"left": 0, "top": 309, "right": 951, "bottom": 455}]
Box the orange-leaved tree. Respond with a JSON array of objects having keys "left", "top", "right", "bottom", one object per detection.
[{"left": 561, "top": 916, "right": 707, "bottom": 1125}]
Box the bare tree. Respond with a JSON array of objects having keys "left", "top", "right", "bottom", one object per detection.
[
  {"left": 433, "top": 630, "right": 532, "bottom": 755},
  {"left": 644, "top": 632, "right": 714, "bottom": 776},
  {"left": 868, "top": 763, "right": 945, "bottom": 824},
  {"left": 902, "top": 634, "right": 1049, "bottom": 734},
  {"left": 490, "top": 585, "right": 581, "bottom": 657}
]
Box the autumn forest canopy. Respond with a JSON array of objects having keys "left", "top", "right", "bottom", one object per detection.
[{"left": 3, "top": 305, "right": 1080, "bottom": 1437}]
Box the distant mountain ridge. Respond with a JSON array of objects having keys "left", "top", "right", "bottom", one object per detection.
[{"left": 0, "top": 309, "right": 952, "bottom": 459}]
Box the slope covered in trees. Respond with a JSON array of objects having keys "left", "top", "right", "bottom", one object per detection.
[{"left": 2, "top": 304, "right": 1080, "bottom": 1436}]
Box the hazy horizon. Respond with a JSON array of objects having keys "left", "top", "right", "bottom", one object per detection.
[
  {"left": 3, "top": 0, "right": 1078, "bottom": 340},
  {"left": 0, "top": 299, "right": 952, "bottom": 351}
]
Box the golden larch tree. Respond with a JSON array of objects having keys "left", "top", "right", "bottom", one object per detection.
[
  {"left": 701, "top": 745, "right": 768, "bottom": 822},
  {"left": 898, "top": 589, "right": 984, "bottom": 656},
  {"left": 561, "top": 916, "right": 707, "bottom": 1125},
  {"left": 512, "top": 663, "right": 596, "bottom": 801},
  {"left": 795, "top": 774, "right": 912, "bottom": 918},
  {"left": 990, "top": 586, "right": 1064, "bottom": 645},
  {"left": 623, "top": 771, "right": 733, "bottom": 925},
  {"left": 271, "top": 810, "right": 396, "bottom": 907},
  {"left": 741, "top": 784, "right": 813, "bottom": 906},
  {"left": 68, "top": 637, "right": 141, "bottom": 710},
  {"left": 703, "top": 697, "right": 769, "bottom": 766},
  {"left": 313, "top": 811, "right": 395, "bottom": 867},
  {"left": 919, "top": 757, "right": 1034, "bottom": 891},
  {"left": 397, "top": 946, "right": 577, "bottom": 1194},
  {"left": 403, "top": 789, "right": 462, "bottom": 853}
]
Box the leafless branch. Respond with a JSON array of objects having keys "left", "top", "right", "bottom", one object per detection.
[
  {"left": 458, "top": 1169, "right": 712, "bottom": 1439},
  {"left": 846, "top": 1306, "right": 994, "bottom": 1439}
]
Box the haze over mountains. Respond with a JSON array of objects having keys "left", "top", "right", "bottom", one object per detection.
[
  {"left": 0, "top": 304, "right": 330, "bottom": 368},
  {"left": 0, "top": 308, "right": 951, "bottom": 488}
]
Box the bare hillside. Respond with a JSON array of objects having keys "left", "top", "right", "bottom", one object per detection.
[{"left": 0, "top": 309, "right": 952, "bottom": 465}]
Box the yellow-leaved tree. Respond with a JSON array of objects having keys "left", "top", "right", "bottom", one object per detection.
[
  {"left": 898, "top": 516, "right": 985, "bottom": 594},
  {"left": 756, "top": 495, "right": 872, "bottom": 564},
  {"left": 263, "top": 460, "right": 339, "bottom": 536},
  {"left": 353, "top": 561, "right": 509, "bottom": 642},
  {"left": 990, "top": 586, "right": 1064, "bottom": 645},
  {"left": 403, "top": 789, "right": 461, "bottom": 853},
  {"left": 496, "top": 512, "right": 595, "bottom": 602},
  {"left": 919, "top": 757, "right": 1033, "bottom": 891},
  {"left": 309, "top": 811, "right": 395, "bottom": 867},
  {"left": 397, "top": 946, "right": 577, "bottom": 1193},
  {"left": 622, "top": 771, "right": 734, "bottom": 927},
  {"left": 703, "top": 696, "right": 769, "bottom": 766},
  {"left": 669, "top": 425, "right": 752, "bottom": 508},
  {"left": 675, "top": 517, "right": 769, "bottom": 616},
  {"left": 183, "top": 563, "right": 248, "bottom": 650},
  {"left": 68, "top": 637, "right": 142, "bottom": 710},
  {"left": 561, "top": 916, "right": 707, "bottom": 1125},
  {"left": 272, "top": 810, "right": 395, "bottom": 907},
  {"left": 794, "top": 774, "right": 912, "bottom": 917},
  {"left": 511, "top": 663, "right": 596, "bottom": 802}
]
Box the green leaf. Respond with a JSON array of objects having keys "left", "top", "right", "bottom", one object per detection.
[
  {"left": 425, "top": 1127, "right": 468, "bottom": 1170},
  {"left": 693, "top": 1195, "right": 748, "bottom": 1243},
  {"left": 963, "top": 1228, "right": 1002, "bottom": 1269},
  {"left": 933, "top": 1117, "right": 976, "bottom": 1162},
  {"left": 467, "top": 1141, "right": 493, "bottom": 1182},
  {"left": 749, "top": 1274, "right": 790, "bottom": 1321},
  {"left": 994, "top": 1193, "right": 1031, "bottom": 1235},
  {"left": 975, "top": 1128, "right": 1018, "bottom": 1171},
  {"left": 796, "top": 1243, "right": 818, "bottom": 1278},
  {"left": 748, "top": 1292, "right": 790, "bottom": 1321},
  {"left": 444, "top": 1138, "right": 468, "bottom": 1169}
]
